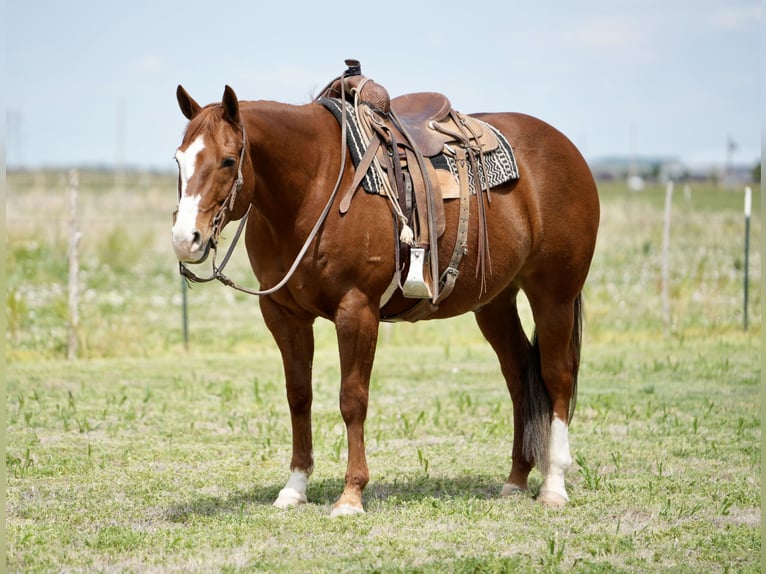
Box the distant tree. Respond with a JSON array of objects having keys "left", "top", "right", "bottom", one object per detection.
[{"left": 753, "top": 162, "right": 761, "bottom": 183}]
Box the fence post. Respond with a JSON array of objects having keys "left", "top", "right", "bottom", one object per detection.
[
  {"left": 743, "top": 186, "right": 751, "bottom": 331},
  {"left": 67, "top": 169, "right": 81, "bottom": 360},
  {"left": 661, "top": 181, "right": 673, "bottom": 335},
  {"left": 181, "top": 276, "right": 190, "bottom": 350}
]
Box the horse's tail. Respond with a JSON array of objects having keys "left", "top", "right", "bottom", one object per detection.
[{"left": 522, "top": 293, "right": 583, "bottom": 474}]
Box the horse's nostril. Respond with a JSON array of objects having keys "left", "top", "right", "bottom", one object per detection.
[{"left": 191, "top": 231, "right": 202, "bottom": 249}]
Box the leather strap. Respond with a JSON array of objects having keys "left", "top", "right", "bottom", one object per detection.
[
  {"left": 404, "top": 147, "right": 430, "bottom": 246},
  {"left": 339, "top": 130, "right": 382, "bottom": 214},
  {"left": 391, "top": 108, "right": 441, "bottom": 302},
  {"left": 381, "top": 146, "right": 473, "bottom": 322},
  {"left": 435, "top": 147, "right": 471, "bottom": 304},
  {"left": 454, "top": 111, "right": 491, "bottom": 292}
]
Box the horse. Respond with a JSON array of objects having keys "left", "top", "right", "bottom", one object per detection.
[{"left": 171, "top": 71, "right": 599, "bottom": 516}]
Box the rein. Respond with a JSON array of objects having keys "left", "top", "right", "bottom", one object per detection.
[{"left": 178, "top": 76, "right": 352, "bottom": 297}]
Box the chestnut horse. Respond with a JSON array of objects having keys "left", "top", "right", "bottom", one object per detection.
[{"left": 171, "top": 78, "right": 599, "bottom": 516}]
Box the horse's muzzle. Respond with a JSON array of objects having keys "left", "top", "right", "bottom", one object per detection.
[{"left": 172, "top": 227, "right": 213, "bottom": 263}]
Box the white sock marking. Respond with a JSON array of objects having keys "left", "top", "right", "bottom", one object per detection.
[
  {"left": 541, "top": 416, "right": 572, "bottom": 502},
  {"left": 274, "top": 470, "right": 309, "bottom": 508},
  {"left": 549, "top": 417, "right": 572, "bottom": 470}
]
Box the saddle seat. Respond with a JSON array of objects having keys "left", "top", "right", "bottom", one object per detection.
[{"left": 390, "top": 92, "right": 498, "bottom": 158}]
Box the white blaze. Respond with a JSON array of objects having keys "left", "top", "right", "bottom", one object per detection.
[
  {"left": 176, "top": 135, "right": 205, "bottom": 197},
  {"left": 172, "top": 135, "right": 205, "bottom": 252},
  {"left": 173, "top": 195, "right": 202, "bottom": 249}
]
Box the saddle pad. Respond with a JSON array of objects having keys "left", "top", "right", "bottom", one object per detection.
[
  {"left": 318, "top": 97, "right": 386, "bottom": 195},
  {"left": 430, "top": 123, "right": 519, "bottom": 197},
  {"left": 318, "top": 97, "right": 519, "bottom": 196}
]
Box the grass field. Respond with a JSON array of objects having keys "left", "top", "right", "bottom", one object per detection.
[{"left": 6, "top": 171, "right": 762, "bottom": 572}]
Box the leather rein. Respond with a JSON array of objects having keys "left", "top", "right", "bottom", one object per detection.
[{"left": 178, "top": 77, "right": 352, "bottom": 297}]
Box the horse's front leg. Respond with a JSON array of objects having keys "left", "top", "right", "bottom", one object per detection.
[
  {"left": 260, "top": 296, "right": 315, "bottom": 509},
  {"left": 331, "top": 290, "right": 379, "bottom": 517}
]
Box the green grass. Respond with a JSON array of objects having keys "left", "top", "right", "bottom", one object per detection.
[{"left": 6, "top": 172, "right": 762, "bottom": 572}]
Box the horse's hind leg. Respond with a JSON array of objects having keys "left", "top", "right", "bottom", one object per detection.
[
  {"left": 523, "top": 290, "right": 583, "bottom": 508},
  {"left": 474, "top": 287, "right": 535, "bottom": 496}
]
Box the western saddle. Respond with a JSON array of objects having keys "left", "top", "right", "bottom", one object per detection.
[{"left": 319, "top": 60, "right": 499, "bottom": 317}]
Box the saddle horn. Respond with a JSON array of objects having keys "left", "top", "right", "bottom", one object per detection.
[{"left": 344, "top": 59, "right": 362, "bottom": 76}]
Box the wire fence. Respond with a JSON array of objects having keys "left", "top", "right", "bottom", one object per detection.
[{"left": 7, "top": 170, "right": 762, "bottom": 361}]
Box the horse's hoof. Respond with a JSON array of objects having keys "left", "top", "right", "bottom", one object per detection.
[
  {"left": 330, "top": 503, "right": 365, "bottom": 518},
  {"left": 273, "top": 487, "right": 307, "bottom": 509},
  {"left": 538, "top": 489, "right": 568, "bottom": 508},
  {"left": 500, "top": 483, "right": 528, "bottom": 497}
]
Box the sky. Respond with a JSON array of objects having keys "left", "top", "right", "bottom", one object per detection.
[{"left": 5, "top": 0, "right": 762, "bottom": 171}]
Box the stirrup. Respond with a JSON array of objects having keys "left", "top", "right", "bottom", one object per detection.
[{"left": 402, "top": 247, "right": 433, "bottom": 299}]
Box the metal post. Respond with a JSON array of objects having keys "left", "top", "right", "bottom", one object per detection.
[
  {"left": 661, "top": 181, "right": 673, "bottom": 334},
  {"left": 743, "top": 186, "right": 751, "bottom": 331},
  {"left": 181, "top": 276, "right": 190, "bottom": 350},
  {"left": 67, "top": 169, "right": 81, "bottom": 360}
]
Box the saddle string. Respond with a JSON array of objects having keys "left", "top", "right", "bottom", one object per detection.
[
  {"left": 180, "top": 75, "right": 353, "bottom": 297},
  {"left": 339, "top": 100, "right": 415, "bottom": 246},
  {"left": 431, "top": 111, "right": 493, "bottom": 294}
]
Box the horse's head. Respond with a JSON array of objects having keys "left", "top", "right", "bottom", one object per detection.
[{"left": 172, "top": 85, "right": 252, "bottom": 263}]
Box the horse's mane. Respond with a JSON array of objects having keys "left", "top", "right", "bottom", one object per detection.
[{"left": 184, "top": 104, "right": 224, "bottom": 140}]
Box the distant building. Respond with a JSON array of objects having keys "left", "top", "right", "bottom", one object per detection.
[{"left": 588, "top": 156, "right": 757, "bottom": 186}]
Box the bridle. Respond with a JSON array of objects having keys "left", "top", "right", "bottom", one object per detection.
[
  {"left": 177, "top": 120, "right": 251, "bottom": 290},
  {"left": 209, "top": 122, "right": 247, "bottom": 248},
  {"left": 177, "top": 77, "right": 352, "bottom": 297}
]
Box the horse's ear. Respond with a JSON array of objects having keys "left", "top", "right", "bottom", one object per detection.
[
  {"left": 222, "top": 85, "right": 240, "bottom": 125},
  {"left": 177, "top": 85, "right": 201, "bottom": 120}
]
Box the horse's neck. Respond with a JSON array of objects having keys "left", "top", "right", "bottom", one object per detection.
[{"left": 243, "top": 101, "right": 334, "bottom": 219}]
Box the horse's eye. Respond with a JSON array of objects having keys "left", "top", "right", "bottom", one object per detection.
[{"left": 222, "top": 157, "right": 237, "bottom": 168}]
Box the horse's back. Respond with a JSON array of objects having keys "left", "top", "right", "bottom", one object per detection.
[
  {"left": 475, "top": 111, "right": 598, "bottom": 208},
  {"left": 478, "top": 111, "right": 600, "bottom": 279},
  {"left": 484, "top": 112, "right": 600, "bottom": 252}
]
